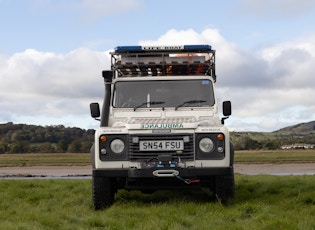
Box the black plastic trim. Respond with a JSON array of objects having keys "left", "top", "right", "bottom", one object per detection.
[{"left": 93, "top": 166, "right": 233, "bottom": 178}]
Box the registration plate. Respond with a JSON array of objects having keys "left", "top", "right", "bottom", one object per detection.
[{"left": 139, "top": 140, "right": 184, "bottom": 151}]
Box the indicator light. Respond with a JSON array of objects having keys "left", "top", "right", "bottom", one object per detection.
[
  {"left": 100, "top": 135, "right": 107, "bottom": 142},
  {"left": 217, "top": 134, "right": 224, "bottom": 141}
]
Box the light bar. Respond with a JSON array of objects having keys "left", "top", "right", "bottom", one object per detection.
[
  {"left": 114, "top": 45, "right": 212, "bottom": 53},
  {"left": 114, "top": 46, "right": 142, "bottom": 52},
  {"left": 183, "top": 45, "right": 212, "bottom": 51}
]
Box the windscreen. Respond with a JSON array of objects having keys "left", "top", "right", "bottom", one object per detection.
[{"left": 113, "top": 79, "right": 215, "bottom": 109}]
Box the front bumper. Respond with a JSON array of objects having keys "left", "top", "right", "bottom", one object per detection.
[{"left": 93, "top": 166, "right": 234, "bottom": 178}]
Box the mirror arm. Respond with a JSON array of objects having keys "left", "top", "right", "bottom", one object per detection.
[{"left": 221, "top": 116, "right": 229, "bottom": 125}]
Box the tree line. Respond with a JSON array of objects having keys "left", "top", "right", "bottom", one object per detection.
[
  {"left": 1, "top": 122, "right": 314, "bottom": 154},
  {"left": 231, "top": 131, "right": 315, "bottom": 150},
  {"left": 0, "top": 122, "right": 95, "bottom": 154}
]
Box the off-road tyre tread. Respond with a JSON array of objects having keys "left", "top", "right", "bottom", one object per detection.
[
  {"left": 214, "top": 173, "right": 235, "bottom": 204},
  {"left": 92, "top": 176, "right": 114, "bottom": 210}
]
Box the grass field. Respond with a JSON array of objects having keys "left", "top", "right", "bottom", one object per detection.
[
  {"left": 0, "top": 150, "right": 315, "bottom": 167},
  {"left": 235, "top": 149, "right": 315, "bottom": 163},
  {"left": 0, "top": 153, "right": 91, "bottom": 167},
  {"left": 0, "top": 175, "right": 315, "bottom": 229}
]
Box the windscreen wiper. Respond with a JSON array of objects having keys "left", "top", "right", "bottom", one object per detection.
[
  {"left": 134, "top": 101, "right": 165, "bottom": 111},
  {"left": 175, "top": 100, "right": 206, "bottom": 111}
]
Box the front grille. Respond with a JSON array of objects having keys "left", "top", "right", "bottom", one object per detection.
[{"left": 129, "top": 134, "right": 194, "bottom": 161}]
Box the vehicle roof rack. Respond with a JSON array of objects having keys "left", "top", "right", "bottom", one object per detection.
[{"left": 110, "top": 45, "right": 216, "bottom": 81}]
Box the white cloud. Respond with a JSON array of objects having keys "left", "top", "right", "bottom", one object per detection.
[
  {"left": 140, "top": 28, "right": 232, "bottom": 50},
  {"left": 2, "top": 48, "right": 110, "bottom": 96},
  {"left": 260, "top": 40, "right": 315, "bottom": 89},
  {"left": 0, "top": 48, "right": 110, "bottom": 122}
]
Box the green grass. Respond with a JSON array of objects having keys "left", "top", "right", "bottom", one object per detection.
[
  {"left": 1, "top": 175, "right": 315, "bottom": 229},
  {"left": 0, "top": 153, "right": 91, "bottom": 167},
  {"left": 235, "top": 150, "right": 315, "bottom": 163}
]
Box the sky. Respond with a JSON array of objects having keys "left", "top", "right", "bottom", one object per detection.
[{"left": 1, "top": 0, "right": 315, "bottom": 132}]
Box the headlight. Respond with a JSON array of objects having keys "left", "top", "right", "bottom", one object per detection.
[
  {"left": 110, "top": 139, "right": 125, "bottom": 154},
  {"left": 199, "top": 137, "right": 214, "bottom": 153}
]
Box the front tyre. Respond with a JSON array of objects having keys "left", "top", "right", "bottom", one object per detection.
[
  {"left": 213, "top": 171, "right": 235, "bottom": 204},
  {"left": 92, "top": 176, "right": 115, "bottom": 210}
]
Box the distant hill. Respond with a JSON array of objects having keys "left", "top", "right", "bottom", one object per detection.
[
  {"left": 230, "top": 120, "right": 315, "bottom": 150},
  {"left": 274, "top": 120, "right": 315, "bottom": 135}
]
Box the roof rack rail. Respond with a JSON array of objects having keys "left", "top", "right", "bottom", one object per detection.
[
  {"left": 110, "top": 45, "right": 216, "bottom": 81},
  {"left": 114, "top": 45, "right": 212, "bottom": 53}
]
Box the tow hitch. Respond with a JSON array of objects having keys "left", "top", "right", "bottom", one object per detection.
[
  {"left": 153, "top": 169, "right": 179, "bottom": 177},
  {"left": 152, "top": 169, "right": 200, "bottom": 185}
]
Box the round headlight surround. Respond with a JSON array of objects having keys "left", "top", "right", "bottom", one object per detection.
[
  {"left": 199, "top": 137, "right": 214, "bottom": 153},
  {"left": 110, "top": 139, "right": 125, "bottom": 154}
]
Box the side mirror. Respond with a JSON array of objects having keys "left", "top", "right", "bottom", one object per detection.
[
  {"left": 221, "top": 101, "right": 232, "bottom": 124},
  {"left": 223, "top": 101, "right": 232, "bottom": 116},
  {"left": 90, "top": 103, "right": 100, "bottom": 120}
]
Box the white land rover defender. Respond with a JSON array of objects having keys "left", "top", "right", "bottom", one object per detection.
[{"left": 90, "top": 45, "right": 234, "bottom": 210}]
